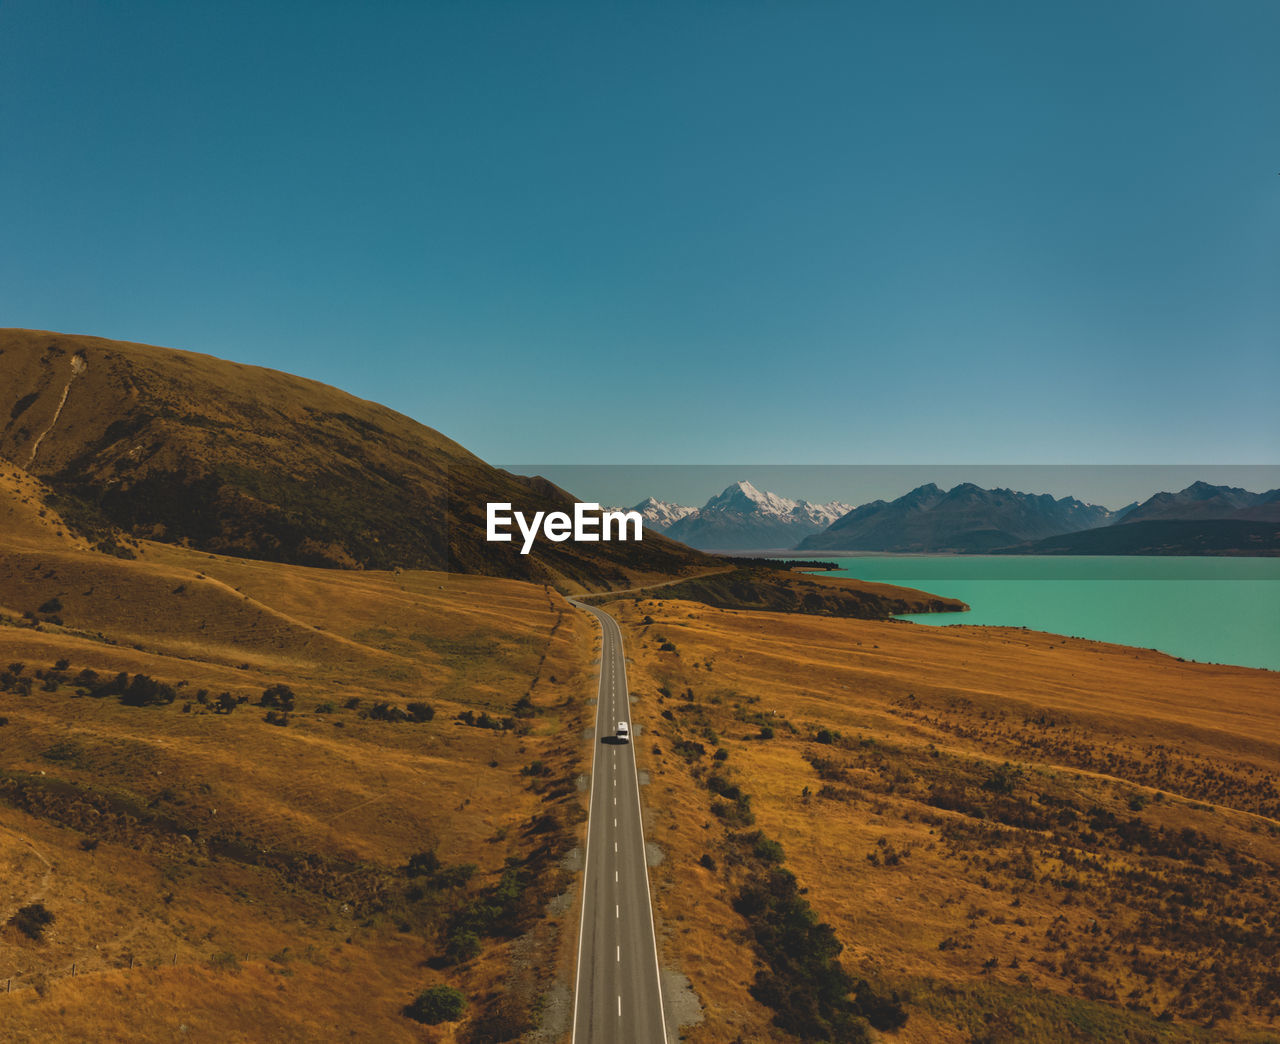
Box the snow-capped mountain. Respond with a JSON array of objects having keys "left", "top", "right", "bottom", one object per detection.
[
  {"left": 626, "top": 496, "right": 699, "bottom": 532},
  {"left": 657, "top": 481, "right": 853, "bottom": 551}
]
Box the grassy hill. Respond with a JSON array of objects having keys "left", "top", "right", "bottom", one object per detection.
[
  {"left": 6, "top": 331, "right": 1277, "bottom": 1042},
  {"left": 617, "top": 596, "right": 1280, "bottom": 1042},
  {"left": 0, "top": 467, "right": 595, "bottom": 1041},
  {"left": 4, "top": 462, "right": 1279, "bottom": 1040},
  {"left": 584, "top": 566, "right": 968, "bottom": 619},
  {"left": 0, "top": 329, "right": 713, "bottom": 591}
]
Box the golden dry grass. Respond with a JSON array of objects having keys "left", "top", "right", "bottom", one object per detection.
[
  {"left": 8, "top": 455, "right": 1280, "bottom": 1042},
  {"left": 0, "top": 478, "right": 596, "bottom": 1041},
  {"left": 615, "top": 596, "right": 1280, "bottom": 1042}
]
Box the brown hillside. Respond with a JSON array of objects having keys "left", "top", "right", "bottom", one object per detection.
[
  {"left": 0, "top": 460, "right": 90, "bottom": 553},
  {"left": 0, "top": 528, "right": 598, "bottom": 1041},
  {"left": 0, "top": 328, "right": 714, "bottom": 591},
  {"left": 616, "top": 597, "right": 1280, "bottom": 1042}
]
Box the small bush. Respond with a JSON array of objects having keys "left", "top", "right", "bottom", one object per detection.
[
  {"left": 404, "top": 985, "right": 467, "bottom": 1024},
  {"left": 12, "top": 903, "right": 54, "bottom": 940},
  {"left": 445, "top": 929, "right": 481, "bottom": 963},
  {"left": 406, "top": 850, "right": 440, "bottom": 877},
  {"left": 118, "top": 674, "right": 177, "bottom": 707},
  {"left": 260, "top": 684, "right": 296, "bottom": 711}
]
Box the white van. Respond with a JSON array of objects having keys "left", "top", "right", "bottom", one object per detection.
[{"left": 616, "top": 721, "right": 629, "bottom": 742}]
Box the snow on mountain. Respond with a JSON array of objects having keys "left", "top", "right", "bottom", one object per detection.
[
  {"left": 698, "top": 480, "right": 851, "bottom": 526},
  {"left": 660, "top": 481, "right": 853, "bottom": 551},
  {"left": 625, "top": 496, "right": 699, "bottom": 532}
]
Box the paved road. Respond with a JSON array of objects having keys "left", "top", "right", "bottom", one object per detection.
[{"left": 568, "top": 599, "right": 668, "bottom": 1044}]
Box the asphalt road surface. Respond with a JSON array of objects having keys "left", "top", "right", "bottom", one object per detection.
[{"left": 568, "top": 599, "right": 668, "bottom": 1044}]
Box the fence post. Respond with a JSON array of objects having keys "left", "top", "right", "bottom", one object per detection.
[
  {"left": 72, "top": 963, "right": 76, "bottom": 977},
  {"left": 172, "top": 953, "right": 177, "bottom": 967},
  {"left": 129, "top": 955, "right": 135, "bottom": 970}
]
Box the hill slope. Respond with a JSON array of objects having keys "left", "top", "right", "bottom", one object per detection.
[{"left": 0, "top": 329, "right": 712, "bottom": 591}]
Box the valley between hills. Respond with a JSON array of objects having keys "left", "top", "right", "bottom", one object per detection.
[{"left": 2, "top": 331, "right": 1280, "bottom": 1043}]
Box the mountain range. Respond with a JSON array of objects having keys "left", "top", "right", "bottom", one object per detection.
[
  {"left": 798, "top": 482, "right": 1121, "bottom": 553},
  {"left": 1117, "top": 481, "right": 1280, "bottom": 525},
  {"left": 623, "top": 480, "right": 1279, "bottom": 556}
]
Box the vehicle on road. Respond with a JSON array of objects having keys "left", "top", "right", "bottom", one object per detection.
[{"left": 616, "top": 721, "right": 629, "bottom": 742}]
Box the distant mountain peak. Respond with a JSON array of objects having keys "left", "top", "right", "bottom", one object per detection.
[
  {"left": 625, "top": 481, "right": 852, "bottom": 550},
  {"left": 800, "top": 482, "right": 1117, "bottom": 553},
  {"left": 1119, "top": 482, "right": 1278, "bottom": 524},
  {"left": 625, "top": 496, "right": 698, "bottom": 531}
]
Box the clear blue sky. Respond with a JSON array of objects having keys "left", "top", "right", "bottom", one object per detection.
[{"left": 3, "top": 1, "right": 1277, "bottom": 470}]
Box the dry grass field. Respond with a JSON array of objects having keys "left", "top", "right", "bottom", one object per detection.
[
  {"left": 0, "top": 464, "right": 598, "bottom": 1042},
  {"left": 8, "top": 449, "right": 1280, "bottom": 1043},
  {"left": 616, "top": 596, "right": 1280, "bottom": 1042}
]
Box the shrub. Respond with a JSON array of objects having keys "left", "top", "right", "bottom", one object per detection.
[
  {"left": 12, "top": 903, "right": 54, "bottom": 940},
  {"left": 38, "top": 597, "right": 63, "bottom": 615},
  {"left": 118, "top": 674, "right": 177, "bottom": 707},
  {"left": 406, "top": 850, "right": 440, "bottom": 877},
  {"left": 260, "top": 684, "right": 296, "bottom": 710},
  {"left": 444, "top": 929, "right": 482, "bottom": 963},
  {"left": 406, "top": 701, "right": 434, "bottom": 722},
  {"left": 404, "top": 985, "right": 467, "bottom": 1024},
  {"left": 982, "top": 762, "right": 1023, "bottom": 796}
]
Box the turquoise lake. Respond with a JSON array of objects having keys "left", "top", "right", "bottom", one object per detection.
[{"left": 821, "top": 556, "right": 1280, "bottom": 672}]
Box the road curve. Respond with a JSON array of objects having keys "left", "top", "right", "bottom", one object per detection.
[{"left": 567, "top": 599, "right": 668, "bottom": 1044}]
